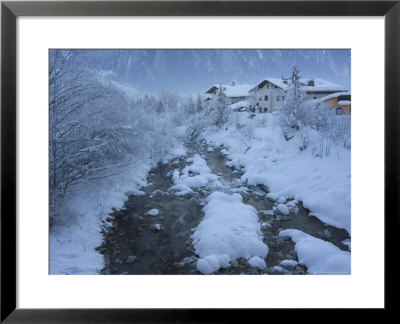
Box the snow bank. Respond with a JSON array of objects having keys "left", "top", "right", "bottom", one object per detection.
[
  {"left": 192, "top": 192, "right": 268, "bottom": 274},
  {"left": 50, "top": 143, "right": 186, "bottom": 274},
  {"left": 50, "top": 161, "right": 150, "bottom": 274},
  {"left": 202, "top": 113, "right": 351, "bottom": 233},
  {"left": 242, "top": 148, "right": 351, "bottom": 231},
  {"left": 170, "top": 154, "right": 219, "bottom": 195},
  {"left": 279, "top": 229, "right": 351, "bottom": 274}
]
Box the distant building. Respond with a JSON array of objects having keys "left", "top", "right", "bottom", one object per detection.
[
  {"left": 249, "top": 78, "right": 348, "bottom": 113},
  {"left": 205, "top": 82, "right": 253, "bottom": 105},
  {"left": 316, "top": 92, "right": 351, "bottom": 115}
]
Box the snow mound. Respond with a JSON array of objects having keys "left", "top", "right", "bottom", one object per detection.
[
  {"left": 277, "top": 204, "right": 289, "bottom": 215},
  {"left": 192, "top": 191, "right": 269, "bottom": 274},
  {"left": 266, "top": 193, "right": 279, "bottom": 201},
  {"left": 277, "top": 196, "right": 287, "bottom": 204},
  {"left": 279, "top": 259, "right": 298, "bottom": 269},
  {"left": 196, "top": 255, "right": 230, "bottom": 274},
  {"left": 286, "top": 200, "right": 299, "bottom": 213},
  {"left": 170, "top": 154, "right": 219, "bottom": 195},
  {"left": 272, "top": 265, "right": 291, "bottom": 274},
  {"left": 279, "top": 229, "right": 351, "bottom": 274},
  {"left": 147, "top": 209, "right": 159, "bottom": 216},
  {"left": 248, "top": 256, "right": 267, "bottom": 270},
  {"left": 261, "top": 222, "right": 271, "bottom": 228},
  {"left": 125, "top": 189, "right": 146, "bottom": 196},
  {"left": 286, "top": 200, "right": 298, "bottom": 208}
]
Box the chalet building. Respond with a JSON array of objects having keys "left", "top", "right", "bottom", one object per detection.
[
  {"left": 205, "top": 82, "right": 253, "bottom": 105},
  {"left": 317, "top": 92, "right": 351, "bottom": 115},
  {"left": 249, "top": 78, "right": 348, "bottom": 113}
]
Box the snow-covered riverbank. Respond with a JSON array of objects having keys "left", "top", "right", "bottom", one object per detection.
[
  {"left": 202, "top": 112, "right": 351, "bottom": 234},
  {"left": 50, "top": 142, "right": 186, "bottom": 275}
]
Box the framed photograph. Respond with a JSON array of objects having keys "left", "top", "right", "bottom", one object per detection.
[{"left": 1, "top": 0, "right": 398, "bottom": 321}]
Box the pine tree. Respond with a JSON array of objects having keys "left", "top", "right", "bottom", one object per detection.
[
  {"left": 214, "top": 85, "right": 229, "bottom": 128},
  {"left": 280, "top": 65, "right": 306, "bottom": 139}
]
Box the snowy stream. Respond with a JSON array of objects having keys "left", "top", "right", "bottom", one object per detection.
[{"left": 99, "top": 142, "right": 350, "bottom": 275}]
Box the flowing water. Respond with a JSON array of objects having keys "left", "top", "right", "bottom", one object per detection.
[{"left": 99, "top": 141, "right": 350, "bottom": 275}]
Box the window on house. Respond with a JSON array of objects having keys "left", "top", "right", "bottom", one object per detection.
[
  {"left": 338, "top": 95, "right": 351, "bottom": 101},
  {"left": 277, "top": 96, "right": 281, "bottom": 102},
  {"left": 264, "top": 96, "right": 268, "bottom": 101},
  {"left": 308, "top": 80, "right": 315, "bottom": 86},
  {"left": 313, "top": 96, "right": 317, "bottom": 99},
  {"left": 266, "top": 84, "right": 270, "bottom": 89},
  {"left": 336, "top": 107, "right": 344, "bottom": 115},
  {"left": 282, "top": 96, "right": 285, "bottom": 101}
]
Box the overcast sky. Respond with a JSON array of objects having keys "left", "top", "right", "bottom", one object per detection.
[{"left": 71, "top": 49, "right": 351, "bottom": 97}]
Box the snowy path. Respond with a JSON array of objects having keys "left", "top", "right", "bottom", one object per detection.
[{"left": 99, "top": 141, "right": 351, "bottom": 275}]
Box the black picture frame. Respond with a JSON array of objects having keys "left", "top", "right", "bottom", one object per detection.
[{"left": 1, "top": 0, "right": 399, "bottom": 322}]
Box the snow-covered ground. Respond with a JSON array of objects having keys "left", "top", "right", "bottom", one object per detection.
[
  {"left": 202, "top": 112, "right": 351, "bottom": 234},
  {"left": 280, "top": 229, "right": 351, "bottom": 274},
  {"left": 192, "top": 191, "right": 268, "bottom": 274},
  {"left": 50, "top": 109, "right": 351, "bottom": 275}
]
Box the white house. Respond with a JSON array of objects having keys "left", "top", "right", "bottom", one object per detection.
[
  {"left": 249, "top": 77, "right": 348, "bottom": 113},
  {"left": 205, "top": 82, "right": 253, "bottom": 105}
]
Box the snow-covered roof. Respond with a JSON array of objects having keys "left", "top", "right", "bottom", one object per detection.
[
  {"left": 206, "top": 84, "right": 253, "bottom": 98},
  {"left": 205, "top": 85, "right": 219, "bottom": 94},
  {"left": 315, "top": 91, "right": 351, "bottom": 103},
  {"left": 250, "top": 78, "right": 289, "bottom": 92},
  {"left": 224, "top": 84, "right": 253, "bottom": 97},
  {"left": 300, "top": 78, "right": 347, "bottom": 93},
  {"left": 229, "top": 100, "right": 250, "bottom": 110},
  {"left": 251, "top": 77, "right": 348, "bottom": 94}
]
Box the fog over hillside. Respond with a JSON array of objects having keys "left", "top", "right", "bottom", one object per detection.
[{"left": 73, "top": 49, "right": 351, "bottom": 97}]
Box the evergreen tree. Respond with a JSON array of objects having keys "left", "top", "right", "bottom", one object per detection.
[
  {"left": 214, "top": 85, "right": 229, "bottom": 128},
  {"left": 280, "top": 65, "right": 307, "bottom": 136}
]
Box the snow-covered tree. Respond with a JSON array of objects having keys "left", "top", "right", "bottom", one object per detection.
[
  {"left": 49, "top": 50, "right": 145, "bottom": 224},
  {"left": 195, "top": 94, "right": 204, "bottom": 113},
  {"left": 248, "top": 90, "right": 259, "bottom": 113},
  {"left": 212, "top": 85, "right": 230, "bottom": 128},
  {"left": 279, "top": 65, "right": 307, "bottom": 139}
]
